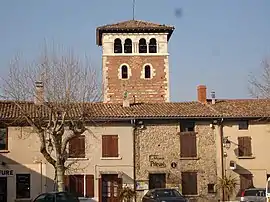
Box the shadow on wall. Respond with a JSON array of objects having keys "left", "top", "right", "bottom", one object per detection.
[{"left": 0, "top": 153, "right": 54, "bottom": 202}]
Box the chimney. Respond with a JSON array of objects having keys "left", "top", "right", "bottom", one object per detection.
[
  {"left": 197, "top": 85, "right": 207, "bottom": 104},
  {"left": 122, "top": 91, "right": 130, "bottom": 107},
  {"left": 34, "top": 81, "right": 44, "bottom": 105},
  {"left": 211, "top": 91, "right": 216, "bottom": 104}
]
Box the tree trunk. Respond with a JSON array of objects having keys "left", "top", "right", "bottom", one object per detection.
[{"left": 56, "top": 163, "right": 65, "bottom": 192}]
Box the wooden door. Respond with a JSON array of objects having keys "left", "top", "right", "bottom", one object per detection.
[
  {"left": 149, "top": 173, "right": 166, "bottom": 189},
  {"left": 100, "top": 174, "right": 122, "bottom": 202},
  {"left": 0, "top": 177, "right": 7, "bottom": 202}
]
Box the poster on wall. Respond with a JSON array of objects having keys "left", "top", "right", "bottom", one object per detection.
[{"left": 136, "top": 180, "right": 149, "bottom": 190}]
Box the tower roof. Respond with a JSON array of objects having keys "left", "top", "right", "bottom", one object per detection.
[{"left": 96, "top": 20, "right": 175, "bottom": 46}]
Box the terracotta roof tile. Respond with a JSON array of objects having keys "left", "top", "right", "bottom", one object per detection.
[{"left": 96, "top": 20, "right": 175, "bottom": 46}]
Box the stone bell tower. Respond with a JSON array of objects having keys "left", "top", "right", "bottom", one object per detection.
[{"left": 96, "top": 20, "right": 174, "bottom": 103}]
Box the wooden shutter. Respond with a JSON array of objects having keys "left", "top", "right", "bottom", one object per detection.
[
  {"left": 180, "top": 132, "right": 197, "bottom": 157},
  {"left": 111, "top": 135, "right": 118, "bottom": 157},
  {"left": 64, "top": 175, "right": 70, "bottom": 191},
  {"left": 181, "top": 172, "right": 197, "bottom": 195},
  {"left": 238, "top": 136, "right": 252, "bottom": 156},
  {"left": 102, "top": 135, "right": 118, "bottom": 157},
  {"left": 69, "top": 136, "right": 85, "bottom": 158},
  {"left": 86, "top": 175, "right": 94, "bottom": 197}
]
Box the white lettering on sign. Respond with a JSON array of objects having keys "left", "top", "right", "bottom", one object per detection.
[{"left": 0, "top": 170, "right": 14, "bottom": 176}]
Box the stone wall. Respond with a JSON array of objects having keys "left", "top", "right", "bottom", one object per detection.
[{"left": 135, "top": 121, "right": 218, "bottom": 202}]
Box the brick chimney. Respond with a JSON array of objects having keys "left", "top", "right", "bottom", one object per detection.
[
  {"left": 34, "top": 81, "right": 44, "bottom": 105},
  {"left": 197, "top": 85, "right": 207, "bottom": 104}
]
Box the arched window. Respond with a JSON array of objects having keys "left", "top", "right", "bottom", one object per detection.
[
  {"left": 124, "top": 38, "right": 132, "bottom": 53},
  {"left": 139, "top": 38, "right": 147, "bottom": 53},
  {"left": 121, "top": 65, "right": 128, "bottom": 79},
  {"left": 144, "top": 65, "right": 151, "bottom": 78},
  {"left": 149, "top": 38, "right": 157, "bottom": 53},
  {"left": 114, "top": 38, "right": 122, "bottom": 53}
]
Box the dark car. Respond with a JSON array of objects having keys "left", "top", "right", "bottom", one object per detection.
[
  {"left": 142, "top": 188, "right": 188, "bottom": 202},
  {"left": 32, "top": 191, "right": 79, "bottom": 202}
]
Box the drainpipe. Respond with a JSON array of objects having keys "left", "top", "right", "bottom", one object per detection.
[
  {"left": 131, "top": 119, "right": 137, "bottom": 202},
  {"left": 219, "top": 118, "right": 225, "bottom": 201}
]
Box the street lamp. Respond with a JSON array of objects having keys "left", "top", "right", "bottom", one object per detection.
[{"left": 223, "top": 137, "right": 231, "bottom": 150}]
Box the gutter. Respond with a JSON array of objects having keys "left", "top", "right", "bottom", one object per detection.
[{"left": 219, "top": 118, "right": 225, "bottom": 201}]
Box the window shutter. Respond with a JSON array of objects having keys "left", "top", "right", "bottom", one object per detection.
[
  {"left": 238, "top": 136, "right": 252, "bottom": 156},
  {"left": 181, "top": 172, "right": 197, "bottom": 195},
  {"left": 69, "top": 138, "right": 78, "bottom": 158},
  {"left": 240, "top": 174, "right": 253, "bottom": 194},
  {"left": 180, "top": 133, "right": 197, "bottom": 157},
  {"left": 78, "top": 136, "right": 85, "bottom": 158},
  {"left": 64, "top": 175, "right": 70, "bottom": 191},
  {"left": 86, "top": 175, "right": 94, "bottom": 197},
  {"left": 102, "top": 135, "right": 110, "bottom": 157},
  {"left": 111, "top": 135, "right": 118, "bottom": 157},
  {"left": 69, "top": 136, "right": 85, "bottom": 158}
]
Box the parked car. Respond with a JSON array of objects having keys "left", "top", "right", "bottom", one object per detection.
[
  {"left": 32, "top": 191, "right": 79, "bottom": 202},
  {"left": 142, "top": 188, "right": 188, "bottom": 202},
  {"left": 240, "top": 188, "right": 266, "bottom": 202}
]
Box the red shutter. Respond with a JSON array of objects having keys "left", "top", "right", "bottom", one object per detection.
[{"left": 86, "top": 175, "right": 94, "bottom": 197}]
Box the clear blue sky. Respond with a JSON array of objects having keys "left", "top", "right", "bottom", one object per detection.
[{"left": 0, "top": 0, "right": 269, "bottom": 101}]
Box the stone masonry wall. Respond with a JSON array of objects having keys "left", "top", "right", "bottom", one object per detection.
[
  {"left": 103, "top": 55, "right": 169, "bottom": 103},
  {"left": 135, "top": 121, "right": 218, "bottom": 202}
]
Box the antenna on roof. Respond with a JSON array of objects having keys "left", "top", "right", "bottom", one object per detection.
[{"left": 132, "top": 0, "right": 135, "bottom": 20}]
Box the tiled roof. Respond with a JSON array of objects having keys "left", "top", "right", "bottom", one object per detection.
[
  {"left": 96, "top": 20, "right": 175, "bottom": 45},
  {"left": 0, "top": 99, "right": 269, "bottom": 122},
  {"left": 0, "top": 101, "right": 219, "bottom": 121},
  {"left": 209, "top": 99, "right": 270, "bottom": 118}
]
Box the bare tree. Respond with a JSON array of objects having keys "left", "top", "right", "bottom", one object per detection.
[
  {"left": 0, "top": 45, "right": 101, "bottom": 191},
  {"left": 249, "top": 58, "right": 270, "bottom": 98}
]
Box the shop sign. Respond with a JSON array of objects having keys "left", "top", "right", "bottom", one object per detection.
[
  {"left": 0, "top": 169, "right": 14, "bottom": 177},
  {"left": 149, "top": 155, "right": 166, "bottom": 168}
]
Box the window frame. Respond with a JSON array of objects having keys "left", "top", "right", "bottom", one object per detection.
[
  {"left": 139, "top": 38, "right": 147, "bottom": 53},
  {"left": 149, "top": 38, "right": 157, "bottom": 53},
  {"left": 239, "top": 121, "right": 249, "bottom": 130},
  {"left": 114, "top": 38, "right": 122, "bottom": 54},
  {"left": 0, "top": 127, "right": 8, "bottom": 151},
  {"left": 121, "top": 65, "right": 128, "bottom": 79},
  {"left": 16, "top": 173, "right": 31, "bottom": 199},
  {"left": 124, "top": 38, "right": 132, "bottom": 53}
]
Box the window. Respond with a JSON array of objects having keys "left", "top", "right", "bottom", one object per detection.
[
  {"left": 144, "top": 65, "right": 151, "bottom": 79},
  {"left": 149, "top": 38, "right": 157, "bottom": 53},
  {"left": 69, "top": 135, "right": 85, "bottom": 158},
  {"left": 16, "top": 174, "right": 31, "bottom": 199},
  {"left": 139, "top": 38, "right": 147, "bottom": 53},
  {"left": 124, "top": 38, "right": 132, "bottom": 53},
  {"left": 240, "top": 174, "right": 253, "bottom": 195},
  {"left": 0, "top": 128, "right": 8, "bottom": 150},
  {"left": 181, "top": 172, "right": 197, "bottom": 195},
  {"left": 102, "top": 135, "right": 118, "bottom": 157},
  {"left": 180, "top": 132, "right": 197, "bottom": 157},
  {"left": 114, "top": 38, "right": 122, "bottom": 53},
  {"left": 239, "top": 121, "right": 249, "bottom": 130},
  {"left": 208, "top": 184, "right": 215, "bottom": 193},
  {"left": 149, "top": 173, "right": 166, "bottom": 189},
  {"left": 121, "top": 65, "right": 128, "bottom": 79},
  {"left": 64, "top": 175, "right": 94, "bottom": 198},
  {"left": 238, "top": 136, "right": 252, "bottom": 157},
  {"left": 180, "top": 121, "right": 195, "bottom": 132}
]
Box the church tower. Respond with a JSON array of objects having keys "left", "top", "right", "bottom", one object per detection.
[{"left": 96, "top": 20, "right": 174, "bottom": 103}]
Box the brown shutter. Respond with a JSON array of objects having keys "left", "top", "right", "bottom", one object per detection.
[
  {"left": 64, "top": 175, "right": 70, "bottom": 191},
  {"left": 86, "top": 175, "right": 94, "bottom": 197},
  {"left": 181, "top": 172, "right": 197, "bottom": 195},
  {"left": 78, "top": 136, "right": 85, "bottom": 158},
  {"left": 240, "top": 174, "right": 253, "bottom": 193},
  {"left": 69, "top": 136, "right": 85, "bottom": 158},
  {"left": 111, "top": 135, "right": 118, "bottom": 157},
  {"left": 180, "top": 133, "right": 197, "bottom": 157},
  {"left": 102, "top": 135, "right": 110, "bottom": 157},
  {"left": 238, "top": 136, "right": 252, "bottom": 156}
]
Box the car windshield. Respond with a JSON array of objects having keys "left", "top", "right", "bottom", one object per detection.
[
  {"left": 56, "top": 192, "right": 78, "bottom": 202},
  {"left": 155, "top": 189, "right": 182, "bottom": 197}
]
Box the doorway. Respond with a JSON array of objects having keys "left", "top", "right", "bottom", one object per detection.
[
  {"left": 149, "top": 173, "right": 166, "bottom": 189},
  {"left": 100, "top": 174, "right": 122, "bottom": 202},
  {"left": 0, "top": 177, "right": 7, "bottom": 202}
]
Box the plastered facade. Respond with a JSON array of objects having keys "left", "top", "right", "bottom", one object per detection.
[
  {"left": 0, "top": 125, "right": 134, "bottom": 202},
  {"left": 135, "top": 121, "right": 218, "bottom": 202},
  {"left": 101, "top": 33, "right": 170, "bottom": 103}
]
